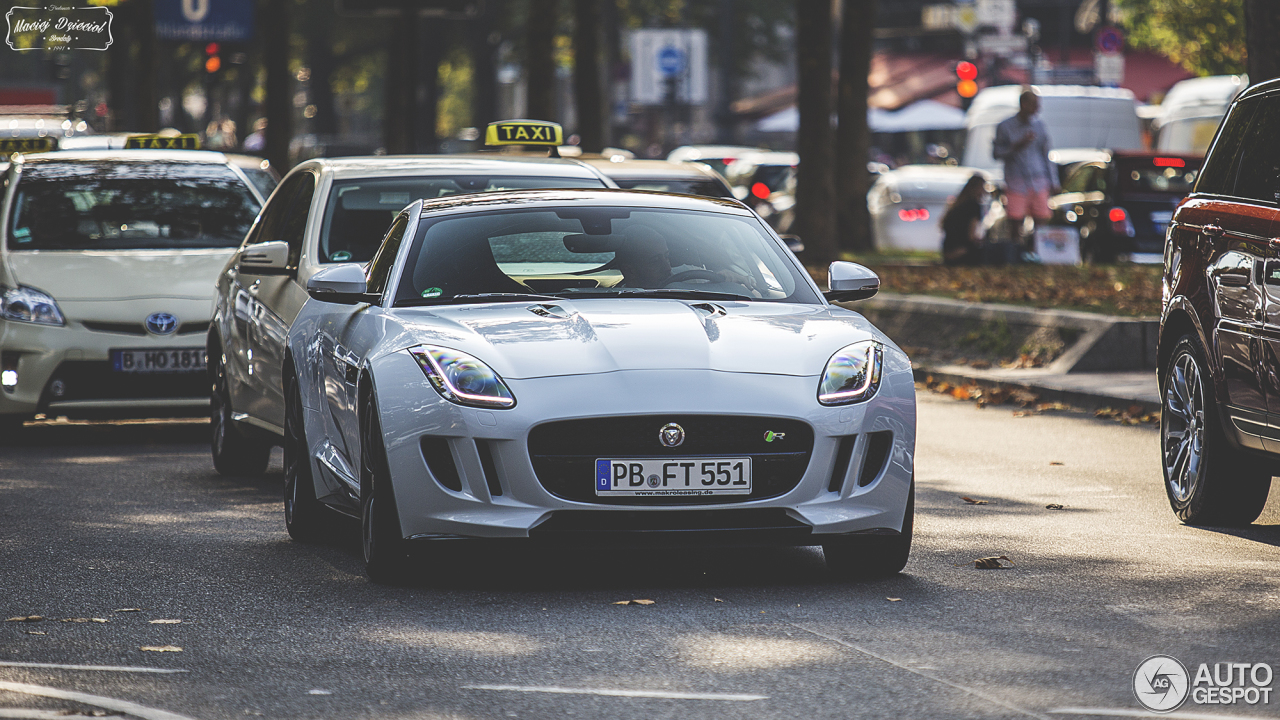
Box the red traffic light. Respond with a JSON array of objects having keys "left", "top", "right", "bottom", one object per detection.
[
  {"left": 956, "top": 61, "right": 978, "bottom": 81},
  {"left": 205, "top": 43, "right": 220, "bottom": 55}
]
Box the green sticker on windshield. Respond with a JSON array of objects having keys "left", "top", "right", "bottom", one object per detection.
[
  {"left": 422, "top": 287, "right": 443, "bottom": 298},
  {"left": 330, "top": 250, "right": 352, "bottom": 262}
]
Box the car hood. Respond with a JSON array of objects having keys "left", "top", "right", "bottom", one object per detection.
[
  {"left": 4, "top": 249, "right": 234, "bottom": 302},
  {"left": 390, "top": 299, "right": 888, "bottom": 380}
]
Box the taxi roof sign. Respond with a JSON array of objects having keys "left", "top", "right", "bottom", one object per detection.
[
  {"left": 485, "top": 120, "right": 563, "bottom": 147},
  {"left": 124, "top": 134, "right": 201, "bottom": 150},
  {"left": 0, "top": 137, "right": 56, "bottom": 156}
]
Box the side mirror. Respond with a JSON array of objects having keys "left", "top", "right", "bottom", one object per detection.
[
  {"left": 237, "top": 240, "right": 291, "bottom": 275},
  {"left": 824, "top": 261, "right": 879, "bottom": 303},
  {"left": 779, "top": 234, "right": 804, "bottom": 253},
  {"left": 306, "top": 263, "right": 377, "bottom": 304}
]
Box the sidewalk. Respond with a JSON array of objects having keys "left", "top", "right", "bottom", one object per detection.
[{"left": 913, "top": 364, "right": 1160, "bottom": 412}]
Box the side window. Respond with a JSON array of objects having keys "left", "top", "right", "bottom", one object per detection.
[
  {"left": 1232, "top": 100, "right": 1280, "bottom": 204},
  {"left": 365, "top": 213, "right": 410, "bottom": 295},
  {"left": 1196, "top": 100, "right": 1257, "bottom": 196},
  {"left": 277, "top": 172, "right": 316, "bottom": 266},
  {"left": 249, "top": 172, "right": 310, "bottom": 247}
]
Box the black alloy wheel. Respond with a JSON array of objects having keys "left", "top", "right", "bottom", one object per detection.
[
  {"left": 360, "top": 386, "right": 411, "bottom": 584},
  {"left": 822, "top": 479, "right": 914, "bottom": 579},
  {"left": 210, "top": 345, "right": 272, "bottom": 477},
  {"left": 283, "top": 366, "right": 329, "bottom": 542},
  {"left": 1161, "top": 335, "right": 1272, "bottom": 525}
]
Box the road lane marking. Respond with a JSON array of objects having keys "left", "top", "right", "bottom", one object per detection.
[
  {"left": 790, "top": 623, "right": 1051, "bottom": 720},
  {"left": 0, "top": 662, "right": 187, "bottom": 674},
  {"left": 463, "top": 684, "right": 767, "bottom": 701},
  {"left": 1050, "top": 708, "right": 1274, "bottom": 719},
  {"left": 0, "top": 681, "right": 199, "bottom": 720}
]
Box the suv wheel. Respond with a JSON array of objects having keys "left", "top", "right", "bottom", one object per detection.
[
  {"left": 1161, "top": 335, "right": 1272, "bottom": 525},
  {"left": 210, "top": 345, "right": 272, "bottom": 477}
]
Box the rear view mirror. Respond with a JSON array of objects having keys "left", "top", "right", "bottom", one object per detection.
[
  {"left": 779, "top": 234, "right": 804, "bottom": 253},
  {"left": 306, "top": 263, "right": 377, "bottom": 304},
  {"left": 237, "top": 240, "right": 291, "bottom": 275},
  {"left": 824, "top": 261, "right": 879, "bottom": 303}
]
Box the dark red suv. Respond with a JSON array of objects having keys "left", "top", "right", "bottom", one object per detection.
[{"left": 1159, "top": 79, "right": 1280, "bottom": 525}]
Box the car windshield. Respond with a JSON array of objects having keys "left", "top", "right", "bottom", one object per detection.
[
  {"left": 7, "top": 161, "right": 260, "bottom": 250},
  {"left": 612, "top": 179, "right": 733, "bottom": 198},
  {"left": 393, "top": 206, "right": 818, "bottom": 305},
  {"left": 319, "top": 175, "right": 606, "bottom": 263},
  {"left": 1117, "top": 158, "right": 1202, "bottom": 195}
]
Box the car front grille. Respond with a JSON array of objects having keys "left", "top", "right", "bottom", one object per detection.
[{"left": 528, "top": 415, "right": 814, "bottom": 505}]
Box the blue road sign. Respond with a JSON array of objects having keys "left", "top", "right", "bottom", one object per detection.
[
  {"left": 658, "top": 46, "right": 685, "bottom": 77},
  {"left": 155, "top": 0, "right": 254, "bottom": 42},
  {"left": 1095, "top": 26, "right": 1124, "bottom": 54}
]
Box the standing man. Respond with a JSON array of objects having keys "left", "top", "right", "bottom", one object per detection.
[{"left": 993, "top": 89, "right": 1057, "bottom": 262}]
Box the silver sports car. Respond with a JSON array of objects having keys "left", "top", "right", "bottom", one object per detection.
[{"left": 282, "top": 189, "right": 916, "bottom": 583}]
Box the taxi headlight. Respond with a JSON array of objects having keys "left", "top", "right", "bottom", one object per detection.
[
  {"left": 818, "top": 341, "right": 883, "bottom": 406},
  {"left": 409, "top": 345, "right": 515, "bottom": 409},
  {"left": 2, "top": 286, "right": 65, "bottom": 326}
]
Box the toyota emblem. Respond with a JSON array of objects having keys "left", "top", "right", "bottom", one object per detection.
[
  {"left": 659, "top": 422, "right": 685, "bottom": 448},
  {"left": 145, "top": 312, "right": 179, "bottom": 335}
]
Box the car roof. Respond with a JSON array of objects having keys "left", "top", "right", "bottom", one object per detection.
[
  {"left": 667, "top": 145, "right": 761, "bottom": 161},
  {"left": 17, "top": 149, "right": 234, "bottom": 164},
  {"left": 581, "top": 158, "right": 722, "bottom": 181},
  {"left": 415, "top": 188, "right": 751, "bottom": 218},
  {"left": 304, "top": 154, "right": 606, "bottom": 180},
  {"left": 1237, "top": 76, "right": 1280, "bottom": 101}
]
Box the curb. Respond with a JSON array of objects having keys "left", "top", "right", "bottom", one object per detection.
[{"left": 913, "top": 366, "right": 1160, "bottom": 415}]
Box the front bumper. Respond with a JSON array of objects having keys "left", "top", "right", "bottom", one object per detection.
[{"left": 331, "top": 349, "right": 916, "bottom": 543}]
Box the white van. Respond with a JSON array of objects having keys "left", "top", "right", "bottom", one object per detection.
[
  {"left": 962, "top": 85, "right": 1144, "bottom": 180},
  {"left": 1151, "top": 74, "right": 1246, "bottom": 154}
]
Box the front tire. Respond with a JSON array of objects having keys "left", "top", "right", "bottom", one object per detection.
[
  {"left": 210, "top": 344, "right": 272, "bottom": 477},
  {"left": 283, "top": 366, "right": 329, "bottom": 542},
  {"left": 1162, "top": 335, "right": 1272, "bottom": 526},
  {"left": 360, "top": 385, "right": 411, "bottom": 584},
  {"left": 823, "top": 480, "right": 914, "bottom": 579}
]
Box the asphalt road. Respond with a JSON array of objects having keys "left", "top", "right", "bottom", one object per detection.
[{"left": 1, "top": 393, "right": 1278, "bottom": 720}]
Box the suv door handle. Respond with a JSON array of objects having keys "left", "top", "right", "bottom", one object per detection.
[
  {"left": 1202, "top": 224, "right": 1225, "bottom": 238},
  {"left": 1218, "top": 273, "right": 1250, "bottom": 287}
]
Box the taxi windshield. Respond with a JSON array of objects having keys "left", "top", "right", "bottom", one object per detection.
[
  {"left": 392, "top": 206, "right": 818, "bottom": 305},
  {"left": 7, "top": 161, "right": 260, "bottom": 251},
  {"left": 319, "top": 175, "right": 605, "bottom": 264}
]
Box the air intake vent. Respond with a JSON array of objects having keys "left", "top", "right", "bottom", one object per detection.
[
  {"left": 858, "top": 431, "right": 893, "bottom": 487},
  {"left": 476, "top": 440, "right": 503, "bottom": 497},
  {"left": 828, "top": 435, "right": 858, "bottom": 493},
  {"left": 420, "top": 437, "right": 461, "bottom": 492}
]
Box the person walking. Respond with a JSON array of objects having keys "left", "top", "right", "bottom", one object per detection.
[
  {"left": 993, "top": 89, "right": 1057, "bottom": 262},
  {"left": 940, "top": 174, "right": 987, "bottom": 266}
]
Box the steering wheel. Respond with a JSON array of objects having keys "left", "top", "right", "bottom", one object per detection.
[{"left": 662, "top": 269, "right": 723, "bottom": 286}]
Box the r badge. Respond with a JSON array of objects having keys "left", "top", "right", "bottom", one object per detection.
[
  {"left": 659, "top": 422, "right": 685, "bottom": 448},
  {"left": 764, "top": 431, "right": 785, "bottom": 443}
]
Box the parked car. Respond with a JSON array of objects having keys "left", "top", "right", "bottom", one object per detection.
[
  {"left": 283, "top": 188, "right": 915, "bottom": 583},
  {"left": 0, "top": 145, "right": 268, "bottom": 425},
  {"left": 1152, "top": 74, "right": 1247, "bottom": 154},
  {"left": 582, "top": 158, "right": 734, "bottom": 198},
  {"left": 1158, "top": 78, "right": 1280, "bottom": 527},
  {"left": 667, "top": 145, "right": 761, "bottom": 176},
  {"left": 868, "top": 165, "right": 993, "bottom": 253},
  {"left": 210, "top": 121, "right": 615, "bottom": 476},
  {"left": 1046, "top": 151, "right": 1202, "bottom": 263}
]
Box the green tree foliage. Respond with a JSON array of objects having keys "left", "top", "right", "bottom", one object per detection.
[{"left": 1115, "top": 0, "right": 1246, "bottom": 76}]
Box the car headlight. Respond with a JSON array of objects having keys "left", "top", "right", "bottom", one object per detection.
[
  {"left": 409, "top": 345, "right": 515, "bottom": 409},
  {"left": 1, "top": 286, "right": 65, "bottom": 326},
  {"left": 818, "top": 341, "right": 883, "bottom": 406}
]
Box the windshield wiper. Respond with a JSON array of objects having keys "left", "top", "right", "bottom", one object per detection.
[
  {"left": 561, "top": 289, "right": 752, "bottom": 301},
  {"left": 398, "top": 292, "right": 566, "bottom": 307}
]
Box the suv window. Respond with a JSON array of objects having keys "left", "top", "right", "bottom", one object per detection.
[
  {"left": 1196, "top": 100, "right": 1257, "bottom": 196},
  {"left": 1232, "top": 100, "right": 1280, "bottom": 204}
]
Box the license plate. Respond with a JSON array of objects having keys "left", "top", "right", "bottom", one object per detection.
[
  {"left": 111, "top": 348, "right": 207, "bottom": 373},
  {"left": 595, "top": 458, "right": 752, "bottom": 497}
]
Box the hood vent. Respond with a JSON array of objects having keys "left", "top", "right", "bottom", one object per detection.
[
  {"left": 689, "top": 302, "right": 727, "bottom": 318},
  {"left": 527, "top": 303, "right": 573, "bottom": 319}
]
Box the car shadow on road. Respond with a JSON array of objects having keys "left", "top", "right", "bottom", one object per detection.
[
  {"left": 1188, "top": 523, "right": 1280, "bottom": 549},
  {"left": 0, "top": 420, "right": 209, "bottom": 447}
]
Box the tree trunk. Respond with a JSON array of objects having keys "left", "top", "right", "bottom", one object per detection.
[
  {"left": 383, "top": 4, "right": 418, "bottom": 154},
  {"left": 836, "top": 0, "right": 877, "bottom": 253},
  {"left": 715, "top": 0, "right": 736, "bottom": 144},
  {"left": 263, "top": 0, "right": 292, "bottom": 171},
  {"left": 572, "top": 0, "right": 604, "bottom": 151},
  {"left": 1246, "top": 0, "right": 1280, "bottom": 84},
  {"left": 416, "top": 18, "right": 441, "bottom": 153},
  {"left": 526, "top": 0, "right": 558, "bottom": 121},
  {"left": 793, "top": 0, "right": 837, "bottom": 266},
  {"left": 133, "top": 0, "right": 158, "bottom": 133},
  {"left": 306, "top": 1, "right": 338, "bottom": 138},
  {"left": 470, "top": 3, "right": 499, "bottom": 132}
]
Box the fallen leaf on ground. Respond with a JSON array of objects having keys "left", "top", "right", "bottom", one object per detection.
[
  {"left": 969, "top": 556, "right": 1016, "bottom": 569},
  {"left": 26, "top": 631, "right": 46, "bottom": 636},
  {"left": 713, "top": 598, "right": 724, "bottom": 603},
  {"left": 60, "top": 618, "right": 104, "bottom": 623},
  {"left": 149, "top": 619, "right": 181, "bottom": 624},
  {"left": 612, "top": 599, "right": 655, "bottom": 606},
  {"left": 5, "top": 616, "right": 43, "bottom": 622},
  {"left": 139, "top": 645, "right": 182, "bottom": 652},
  {"left": 1049, "top": 461, "right": 1064, "bottom": 466},
  {"left": 115, "top": 608, "right": 142, "bottom": 612},
  {"left": 1046, "top": 503, "right": 1065, "bottom": 510},
  {"left": 960, "top": 496, "right": 989, "bottom": 505},
  {"left": 886, "top": 597, "right": 902, "bottom": 602}
]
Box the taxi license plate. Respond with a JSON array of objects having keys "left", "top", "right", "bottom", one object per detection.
[
  {"left": 595, "top": 458, "right": 751, "bottom": 497},
  {"left": 111, "top": 349, "right": 207, "bottom": 374}
]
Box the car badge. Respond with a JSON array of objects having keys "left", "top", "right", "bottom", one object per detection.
[
  {"left": 764, "top": 431, "right": 785, "bottom": 443},
  {"left": 659, "top": 422, "right": 685, "bottom": 448},
  {"left": 145, "top": 312, "right": 179, "bottom": 335}
]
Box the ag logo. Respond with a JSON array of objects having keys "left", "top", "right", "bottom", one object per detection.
[
  {"left": 145, "top": 312, "right": 179, "bottom": 335},
  {"left": 1134, "top": 655, "right": 1190, "bottom": 713},
  {"left": 659, "top": 422, "right": 685, "bottom": 448}
]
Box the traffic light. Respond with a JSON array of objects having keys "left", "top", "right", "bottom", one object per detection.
[
  {"left": 956, "top": 61, "right": 978, "bottom": 108},
  {"left": 204, "top": 43, "right": 222, "bottom": 74}
]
